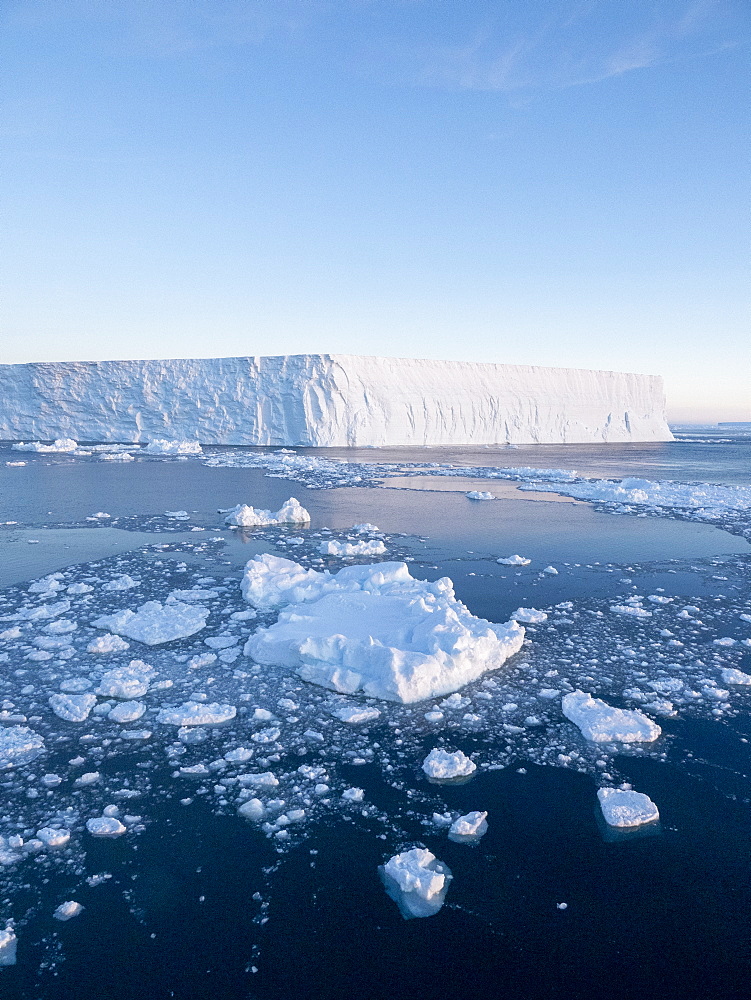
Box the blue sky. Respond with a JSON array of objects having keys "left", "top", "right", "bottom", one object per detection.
[{"left": 2, "top": 0, "right": 748, "bottom": 421}]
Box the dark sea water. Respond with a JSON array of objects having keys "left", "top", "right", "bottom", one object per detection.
[{"left": 1, "top": 431, "right": 750, "bottom": 999}]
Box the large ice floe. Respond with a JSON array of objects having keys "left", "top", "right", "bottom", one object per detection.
[
  {"left": 597, "top": 788, "right": 659, "bottom": 828},
  {"left": 222, "top": 497, "right": 310, "bottom": 527},
  {"left": 562, "top": 691, "right": 661, "bottom": 743},
  {"left": 380, "top": 847, "right": 453, "bottom": 918},
  {"left": 242, "top": 555, "right": 525, "bottom": 703},
  {"left": 92, "top": 601, "right": 209, "bottom": 645}
]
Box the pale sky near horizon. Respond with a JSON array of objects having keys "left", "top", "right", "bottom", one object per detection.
[{"left": 2, "top": 0, "right": 749, "bottom": 423}]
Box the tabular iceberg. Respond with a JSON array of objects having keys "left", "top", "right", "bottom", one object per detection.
[{"left": 0, "top": 354, "right": 672, "bottom": 446}]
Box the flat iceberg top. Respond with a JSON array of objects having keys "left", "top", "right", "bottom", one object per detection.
[
  {"left": 0, "top": 354, "right": 672, "bottom": 446},
  {"left": 243, "top": 556, "right": 525, "bottom": 703},
  {"left": 562, "top": 690, "right": 661, "bottom": 743},
  {"left": 597, "top": 788, "right": 659, "bottom": 828}
]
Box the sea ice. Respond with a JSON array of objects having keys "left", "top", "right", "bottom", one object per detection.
[
  {"left": 597, "top": 788, "right": 660, "bottom": 828},
  {"left": 49, "top": 693, "right": 97, "bottom": 723},
  {"left": 96, "top": 661, "right": 155, "bottom": 699},
  {"left": 721, "top": 668, "right": 751, "bottom": 685},
  {"left": 86, "top": 816, "right": 126, "bottom": 837},
  {"left": 422, "top": 748, "right": 476, "bottom": 780},
  {"left": 0, "top": 926, "right": 17, "bottom": 966},
  {"left": 102, "top": 575, "right": 139, "bottom": 592},
  {"left": 53, "top": 901, "right": 84, "bottom": 921},
  {"left": 448, "top": 811, "right": 488, "bottom": 843},
  {"left": 156, "top": 702, "right": 237, "bottom": 726},
  {"left": 108, "top": 700, "right": 146, "bottom": 723},
  {"left": 12, "top": 438, "right": 78, "bottom": 453},
  {"left": 512, "top": 608, "right": 548, "bottom": 624},
  {"left": 86, "top": 633, "right": 130, "bottom": 654},
  {"left": 244, "top": 557, "right": 524, "bottom": 703},
  {"left": 318, "top": 539, "right": 387, "bottom": 557},
  {"left": 381, "top": 847, "right": 452, "bottom": 919},
  {"left": 144, "top": 439, "right": 202, "bottom": 455},
  {"left": 497, "top": 555, "right": 531, "bottom": 566},
  {"left": 36, "top": 827, "right": 70, "bottom": 848},
  {"left": 562, "top": 691, "right": 661, "bottom": 743},
  {"left": 465, "top": 491, "right": 495, "bottom": 500},
  {"left": 331, "top": 704, "right": 382, "bottom": 724},
  {"left": 222, "top": 497, "right": 310, "bottom": 527},
  {"left": 0, "top": 726, "right": 44, "bottom": 767},
  {"left": 93, "top": 601, "right": 209, "bottom": 645}
]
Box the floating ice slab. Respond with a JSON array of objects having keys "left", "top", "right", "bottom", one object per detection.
[
  {"left": 12, "top": 437, "right": 78, "bottom": 453},
  {"left": 93, "top": 601, "right": 208, "bottom": 645},
  {"left": 497, "top": 555, "right": 531, "bottom": 566},
  {"left": 223, "top": 497, "right": 310, "bottom": 527},
  {"left": 562, "top": 690, "right": 661, "bottom": 743},
  {"left": 102, "top": 575, "right": 139, "bottom": 592},
  {"left": 0, "top": 926, "right": 17, "bottom": 966},
  {"left": 108, "top": 700, "right": 146, "bottom": 723},
  {"left": 381, "top": 847, "right": 452, "bottom": 919},
  {"left": 96, "top": 660, "right": 155, "bottom": 699},
  {"left": 156, "top": 701, "right": 237, "bottom": 726},
  {"left": 721, "top": 668, "right": 751, "bottom": 685},
  {"left": 422, "top": 748, "right": 476, "bottom": 781},
  {"left": 244, "top": 558, "right": 525, "bottom": 703},
  {"left": 597, "top": 788, "right": 659, "bottom": 828},
  {"left": 466, "top": 491, "right": 495, "bottom": 500},
  {"left": 53, "top": 901, "right": 84, "bottom": 921},
  {"left": 86, "top": 816, "right": 126, "bottom": 837},
  {"left": 448, "top": 811, "right": 488, "bottom": 843},
  {"left": 331, "top": 704, "right": 382, "bottom": 724},
  {"left": 49, "top": 693, "right": 97, "bottom": 723},
  {"left": 87, "top": 633, "right": 130, "bottom": 654},
  {"left": 318, "top": 539, "right": 387, "bottom": 557},
  {"left": 144, "top": 439, "right": 202, "bottom": 455},
  {"left": 0, "top": 726, "right": 44, "bottom": 767},
  {"left": 512, "top": 608, "right": 548, "bottom": 624},
  {"left": 36, "top": 827, "right": 70, "bottom": 848}
]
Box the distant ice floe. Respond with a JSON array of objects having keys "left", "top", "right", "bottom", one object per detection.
[
  {"left": 222, "top": 497, "right": 310, "bottom": 528},
  {"left": 243, "top": 556, "right": 525, "bottom": 703},
  {"left": 11, "top": 438, "right": 78, "bottom": 453},
  {"left": 53, "top": 901, "right": 84, "bottom": 921},
  {"left": 562, "top": 691, "right": 661, "bottom": 743},
  {"left": 143, "top": 439, "right": 203, "bottom": 456},
  {"left": 511, "top": 608, "right": 548, "bottom": 624},
  {"left": 0, "top": 726, "right": 44, "bottom": 768},
  {"left": 0, "top": 926, "right": 17, "bottom": 966},
  {"left": 422, "top": 748, "right": 476, "bottom": 781},
  {"left": 318, "top": 539, "right": 386, "bottom": 558},
  {"left": 86, "top": 816, "right": 126, "bottom": 837},
  {"left": 381, "top": 847, "right": 452, "bottom": 919},
  {"left": 597, "top": 788, "right": 659, "bottom": 828},
  {"left": 156, "top": 702, "right": 237, "bottom": 726},
  {"left": 93, "top": 601, "right": 209, "bottom": 645},
  {"left": 497, "top": 555, "right": 531, "bottom": 566},
  {"left": 465, "top": 491, "right": 495, "bottom": 500}
]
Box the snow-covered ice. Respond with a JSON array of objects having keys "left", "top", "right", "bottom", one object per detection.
[
  {"left": 448, "top": 811, "right": 488, "bottom": 843},
  {"left": 48, "top": 693, "right": 97, "bottom": 723},
  {"left": 497, "top": 555, "right": 531, "bottom": 566},
  {"left": 222, "top": 497, "right": 310, "bottom": 527},
  {"left": 244, "top": 557, "right": 525, "bottom": 703},
  {"left": 93, "top": 601, "right": 209, "bottom": 645},
  {"left": 53, "top": 901, "right": 84, "bottom": 921},
  {"left": 381, "top": 847, "right": 453, "bottom": 918},
  {"left": 318, "top": 539, "right": 387, "bottom": 557},
  {"left": 422, "top": 748, "right": 476, "bottom": 781},
  {"left": 144, "top": 439, "right": 202, "bottom": 456},
  {"left": 86, "top": 816, "right": 126, "bottom": 837},
  {"left": 597, "top": 788, "right": 660, "bottom": 828},
  {"left": 512, "top": 608, "right": 548, "bottom": 624},
  {"left": 96, "top": 661, "right": 155, "bottom": 699},
  {"left": 156, "top": 702, "right": 237, "bottom": 726},
  {"left": 0, "top": 926, "right": 17, "bottom": 966},
  {"left": 0, "top": 726, "right": 44, "bottom": 767},
  {"left": 331, "top": 704, "right": 382, "bottom": 724},
  {"left": 562, "top": 691, "right": 661, "bottom": 743},
  {"left": 108, "top": 700, "right": 146, "bottom": 723},
  {"left": 466, "top": 491, "right": 495, "bottom": 500}
]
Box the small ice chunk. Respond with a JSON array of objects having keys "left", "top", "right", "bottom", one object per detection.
[
  {"left": 67, "top": 583, "right": 94, "bottom": 595},
  {"left": 238, "top": 798, "right": 265, "bottom": 821},
  {"left": 542, "top": 566, "right": 558, "bottom": 575},
  {"left": 53, "top": 901, "right": 84, "bottom": 921},
  {"left": 49, "top": 693, "right": 97, "bottom": 722},
  {"left": 448, "top": 811, "right": 488, "bottom": 843},
  {"left": 156, "top": 702, "right": 236, "bottom": 726},
  {"left": 108, "top": 700, "right": 146, "bottom": 724},
  {"left": 341, "top": 787, "right": 364, "bottom": 802},
  {"left": 223, "top": 497, "right": 310, "bottom": 527},
  {"left": 318, "top": 539, "right": 387, "bottom": 557},
  {"left": 238, "top": 772, "right": 279, "bottom": 787},
  {"left": 36, "top": 827, "right": 70, "bottom": 847},
  {"left": 0, "top": 926, "right": 17, "bottom": 966},
  {"left": 331, "top": 704, "right": 381, "bottom": 724},
  {"left": 422, "top": 748, "right": 476, "bottom": 781},
  {"left": 86, "top": 816, "right": 126, "bottom": 837},
  {"left": 465, "top": 491, "right": 494, "bottom": 500},
  {"left": 721, "top": 668, "right": 751, "bottom": 685},
  {"left": 102, "top": 575, "right": 139, "bottom": 592},
  {"left": 96, "top": 660, "right": 155, "bottom": 699},
  {"left": 144, "top": 439, "right": 202, "bottom": 455},
  {"left": 610, "top": 605, "right": 652, "bottom": 619},
  {"left": 512, "top": 608, "right": 548, "bottom": 624},
  {"left": 562, "top": 690, "right": 661, "bottom": 743},
  {"left": 224, "top": 747, "right": 253, "bottom": 762},
  {"left": 597, "top": 788, "right": 659, "bottom": 828},
  {"left": 87, "top": 633, "right": 130, "bottom": 654},
  {"left": 381, "top": 848, "right": 452, "bottom": 919},
  {"left": 0, "top": 726, "right": 45, "bottom": 766},
  {"left": 497, "top": 554, "right": 531, "bottom": 566}
]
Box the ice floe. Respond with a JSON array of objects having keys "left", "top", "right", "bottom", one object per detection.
[
  {"left": 422, "top": 748, "right": 476, "bottom": 781},
  {"left": 381, "top": 847, "right": 452, "bottom": 919},
  {"left": 497, "top": 554, "right": 531, "bottom": 566},
  {"left": 597, "top": 788, "right": 659, "bottom": 828},
  {"left": 222, "top": 497, "right": 310, "bottom": 527},
  {"left": 465, "top": 491, "right": 495, "bottom": 500},
  {"left": 318, "top": 539, "right": 387, "bottom": 557},
  {"left": 93, "top": 601, "right": 209, "bottom": 645},
  {"left": 86, "top": 816, "right": 126, "bottom": 837},
  {"left": 562, "top": 691, "right": 661, "bottom": 743},
  {"left": 448, "top": 811, "right": 488, "bottom": 843},
  {"left": 144, "top": 439, "right": 203, "bottom": 456},
  {"left": 0, "top": 926, "right": 17, "bottom": 966},
  {"left": 48, "top": 693, "right": 97, "bottom": 723},
  {"left": 243, "top": 558, "right": 524, "bottom": 703},
  {"left": 0, "top": 726, "right": 44, "bottom": 767},
  {"left": 156, "top": 702, "right": 237, "bottom": 726},
  {"left": 53, "top": 901, "right": 84, "bottom": 921}
]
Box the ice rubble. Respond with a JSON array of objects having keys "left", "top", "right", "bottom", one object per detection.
[
  {"left": 597, "top": 788, "right": 659, "bottom": 828},
  {"left": 242, "top": 556, "right": 525, "bottom": 703},
  {"left": 381, "top": 847, "right": 453, "bottom": 918},
  {"left": 0, "top": 354, "right": 672, "bottom": 445},
  {"left": 11, "top": 438, "right": 78, "bottom": 453},
  {"left": 222, "top": 497, "right": 310, "bottom": 527},
  {"left": 562, "top": 691, "right": 661, "bottom": 743},
  {"left": 422, "top": 748, "right": 476, "bottom": 780},
  {"left": 0, "top": 726, "right": 44, "bottom": 767},
  {"left": 143, "top": 440, "right": 202, "bottom": 456},
  {"left": 317, "top": 539, "right": 386, "bottom": 557},
  {"left": 448, "top": 811, "right": 488, "bottom": 843},
  {"left": 93, "top": 601, "right": 209, "bottom": 645}
]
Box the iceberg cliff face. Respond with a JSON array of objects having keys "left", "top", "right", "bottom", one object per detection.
[{"left": 0, "top": 354, "right": 672, "bottom": 446}]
